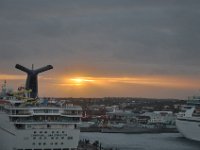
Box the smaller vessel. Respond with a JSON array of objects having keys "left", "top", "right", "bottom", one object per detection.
[{"left": 176, "top": 96, "right": 200, "bottom": 141}]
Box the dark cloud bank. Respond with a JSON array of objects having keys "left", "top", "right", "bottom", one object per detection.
[{"left": 0, "top": 0, "right": 200, "bottom": 77}]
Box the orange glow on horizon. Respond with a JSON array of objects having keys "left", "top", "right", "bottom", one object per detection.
[
  {"left": 2, "top": 73, "right": 200, "bottom": 98},
  {"left": 0, "top": 74, "right": 25, "bottom": 80},
  {"left": 1, "top": 73, "right": 200, "bottom": 90},
  {"left": 59, "top": 75, "right": 200, "bottom": 89}
]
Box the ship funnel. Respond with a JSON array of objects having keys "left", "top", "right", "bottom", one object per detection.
[{"left": 15, "top": 64, "right": 53, "bottom": 98}]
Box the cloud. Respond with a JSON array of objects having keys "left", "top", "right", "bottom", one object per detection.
[{"left": 0, "top": 0, "right": 200, "bottom": 98}]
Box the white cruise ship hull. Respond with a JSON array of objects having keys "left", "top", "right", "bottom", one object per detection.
[
  {"left": 176, "top": 118, "right": 200, "bottom": 142},
  {"left": 0, "top": 111, "right": 80, "bottom": 150}
]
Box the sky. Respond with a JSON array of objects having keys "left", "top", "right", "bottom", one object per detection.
[{"left": 0, "top": 0, "right": 200, "bottom": 99}]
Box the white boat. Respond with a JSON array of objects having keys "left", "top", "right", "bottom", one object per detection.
[
  {"left": 176, "top": 96, "right": 200, "bottom": 142},
  {"left": 0, "top": 65, "right": 82, "bottom": 150}
]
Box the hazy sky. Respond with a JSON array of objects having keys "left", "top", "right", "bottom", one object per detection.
[{"left": 0, "top": 0, "right": 200, "bottom": 99}]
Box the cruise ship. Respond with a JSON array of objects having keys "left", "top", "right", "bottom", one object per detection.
[
  {"left": 0, "top": 64, "right": 82, "bottom": 150},
  {"left": 176, "top": 96, "right": 200, "bottom": 142}
]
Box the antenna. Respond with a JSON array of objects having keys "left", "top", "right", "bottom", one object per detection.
[
  {"left": 32, "top": 64, "right": 34, "bottom": 70},
  {"left": 4, "top": 80, "right": 6, "bottom": 88},
  {"left": 1, "top": 80, "right": 7, "bottom": 96},
  {"left": 15, "top": 64, "right": 53, "bottom": 98}
]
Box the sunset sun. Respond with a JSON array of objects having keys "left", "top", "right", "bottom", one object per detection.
[
  {"left": 69, "top": 77, "right": 95, "bottom": 86},
  {"left": 71, "top": 78, "right": 84, "bottom": 84}
]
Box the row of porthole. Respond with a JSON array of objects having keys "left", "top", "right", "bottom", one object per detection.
[
  {"left": 32, "top": 142, "right": 64, "bottom": 145},
  {"left": 33, "top": 137, "right": 65, "bottom": 140},
  {"left": 33, "top": 131, "right": 65, "bottom": 134},
  {"left": 51, "top": 137, "right": 65, "bottom": 140},
  {"left": 17, "top": 149, "right": 69, "bottom": 150}
]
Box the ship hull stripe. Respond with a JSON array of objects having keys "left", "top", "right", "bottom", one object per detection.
[
  {"left": 0, "top": 126, "right": 15, "bottom": 136},
  {"left": 177, "top": 118, "right": 200, "bottom": 123}
]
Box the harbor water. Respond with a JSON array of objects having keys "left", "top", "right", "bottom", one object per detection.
[{"left": 80, "top": 133, "right": 200, "bottom": 150}]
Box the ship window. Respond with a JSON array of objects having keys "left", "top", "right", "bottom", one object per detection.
[
  {"left": 34, "top": 131, "right": 37, "bottom": 134},
  {"left": 68, "top": 136, "right": 73, "bottom": 140},
  {"left": 61, "top": 137, "right": 64, "bottom": 139},
  {"left": 53, "top": 110, "right": 59, "bottom": 113},
  {"left": 15, "top": 124, "right": 25, "bottom": 129},
  {"left": 38, "top": 143, "right": 41, "bottom": 145},
  {"left": 50, "top": 142, "right": 53, "bottom": 145},
  {"left": 43, "top": 143, "right": 46, "bottom": 145},
  {"left": 33, "top": 142, "right": 35, "bottom": 145},
  {"left": 51, "top": 137, "right": 54, "bottom": 139},
  {"left": 61, "top": 142, "right": 63, "bottom": 145},
  {"left": 62, "top": 131, "right": 64, "bottom": 133},
  {"left": 55, "top": 142, "right": 58, "bottom": 145}
]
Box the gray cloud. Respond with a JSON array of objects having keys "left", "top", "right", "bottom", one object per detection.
[{"left": 0, "top": 0, "right": 200, "bottom": 77}]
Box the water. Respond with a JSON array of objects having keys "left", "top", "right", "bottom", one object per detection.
[{"left": 80, "top": 133, "right": 200, "bottom": 150}]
